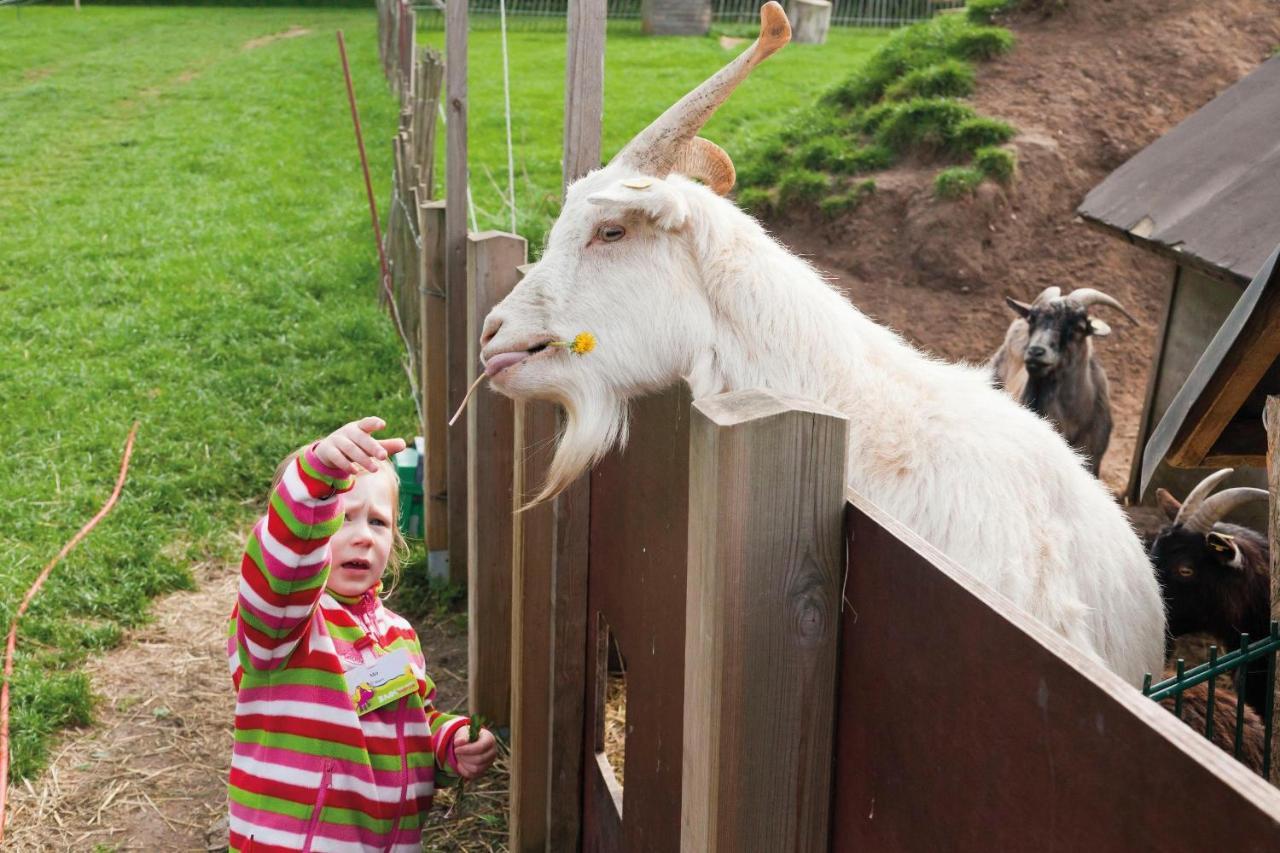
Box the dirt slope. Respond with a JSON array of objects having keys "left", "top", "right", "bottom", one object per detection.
[{"left": 770, "top": 0, "right": 1280, "bottom": 493}]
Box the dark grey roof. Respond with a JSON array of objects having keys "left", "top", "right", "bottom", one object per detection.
[
  {"left": 1078, "top": 55, "right": 1280, "bottom": 284},
  {"left": 1142, "top": 244, "right": 1280, "bottom": 492}
]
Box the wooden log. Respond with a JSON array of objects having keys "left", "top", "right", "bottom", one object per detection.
[
  {"left": 509, "top": 260, "right": 556, "bottom": 853},
  {"left": 419, "top": 200, "right": 449, "bottom": 567},
  {"left": 1266, "top": 395, "right": 1280, "bottom": 786},
  {"left": 466, "top": 231, "right": 526, "bottom": 723},
  {"left": 681, "top": 389, "right": 847, "bottom": 853},
  {"left": 446, "top": 0, "right": 470, "bottom": 587},
  {"left": 788, "top": 0, "right": 831, "bottom": 45}
]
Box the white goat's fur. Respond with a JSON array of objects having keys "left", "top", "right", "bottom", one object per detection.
[{"left": 482, "top": 171, "right": 1166, "bottom": 687}]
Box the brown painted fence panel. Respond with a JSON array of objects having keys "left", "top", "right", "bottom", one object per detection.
[
  {"left": 834, "top": 493, "right": 1280, "bottom": 852},
  {"left": 583, "top": 387, "right": 692, "bottom": 853}
]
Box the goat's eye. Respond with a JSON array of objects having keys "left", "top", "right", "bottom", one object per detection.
[
  {"left": 597, "top": 224, "right": 626, "bottom": 243},
  {"left": 1177, "top": 566, "right": 1194, "bottom": 578}
]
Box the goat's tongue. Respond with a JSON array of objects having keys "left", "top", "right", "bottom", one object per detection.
[{"left": 485, "top": 351, "right": 527, "bottom": 377}]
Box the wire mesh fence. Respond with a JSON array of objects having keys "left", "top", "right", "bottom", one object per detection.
[{"left": 412, "top": 0, "right": 945, "bottom": 31}]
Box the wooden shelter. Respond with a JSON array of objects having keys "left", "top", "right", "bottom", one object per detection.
[{"left": 1077, "top": 55, "right": 1280, "bottom": 519}]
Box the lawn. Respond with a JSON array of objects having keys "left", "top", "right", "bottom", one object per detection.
[
  {"left": 0, "top": 6, "right": 414, "bottom": 780},
  {"left": 417, "top": 20, "right": 891, "bottom": 250}
]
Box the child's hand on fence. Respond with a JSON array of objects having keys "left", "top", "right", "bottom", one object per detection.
[
  {"left": 314, "top": 417, "right": 407, "bottom": 477},
  {"left": 453, "top": 725, "right": 498, "bottom": 780}
]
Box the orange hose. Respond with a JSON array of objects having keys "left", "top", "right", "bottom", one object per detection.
[{"left": 0, "top": 422, "right": 139, "bottom": 842}]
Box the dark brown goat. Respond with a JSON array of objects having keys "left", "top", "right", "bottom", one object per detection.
[
  {"left": 1158, "top": 674, "right": 1267, "bottom": 775},
  {"left": 988, "top": 286, "right": 1137, "bottom": 476},
  {"left": 1150, "top": 469, "right": 1272, "bottom": 716}
]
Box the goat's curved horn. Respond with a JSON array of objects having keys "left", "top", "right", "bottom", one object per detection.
[
  {"left": 1066, "top": 288, "right": 1140, "bottom": 325},
  {"left": 614, "top": 2, "right": 790, "bottom": 188},
  {"left": 1183, "top": 487, "right": 1270, "bottom": 535},
  {"left": 673, "top": 137, "right": 736, "bottom": 196},
  {"left": 1031, "top": 286, "right": 1061, "bottom": 307},
  {"left": 1173, "top": 468, "right": 1234, "bottom": 529}
]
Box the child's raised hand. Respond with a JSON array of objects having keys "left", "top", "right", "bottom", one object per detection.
[
  {"left": 453, "top": 725, "right": 498, "bottom": 780},
  {"left": 314, "top": 417, "right": 407, "bottom": 476}
]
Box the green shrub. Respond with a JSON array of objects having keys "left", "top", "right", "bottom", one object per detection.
[
  {"left": 874, "top": 98, "right": 977, "bottom": 154},
  {"left": 840, "top": 145, "right": 896, "bottom": 174},
  {"left": 735, "top": 187, "right": 775, "bottom": 216},
  {"left": 935, "top": 166, "right": 984, "bottom": 199},
  {"left": 819, "top": 179, "right": 877, "bottom": 218},
  {"left": 884, "top": 60, "right": 976, "bottom": 101},
  {"left": 951, "top": 116, "right": 1016, "bottom": 154},
  {"left": 777, "top": 169, "right": 830, "bottom": 204},
  {"left": 947, "top": 25, "right": 1016, "bottom": 60},
  {"left": 966, "top": 0, "right": 1014, "bottom": 24},
  {"left": 737, "top": 144, "right": 786, "bottom": 188},
  {"left": 973, "top": 145, "right": 1017, "bottom": 183},
  {"left": 798, "top": 136, "right": 846, "bottom": 171}
]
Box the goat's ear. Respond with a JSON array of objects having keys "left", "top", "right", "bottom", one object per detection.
[
  {"left": 1004, "top": 296, "right": 1032, "bottom": 318},
  {"left": 1205, "top": 531, "right": 1244, "bottom": 570},
  {"left": 587, "top": 178, "right": 690, "bottom": 230},
  {"left": 1156, "top": 487, "right": 1181, "bottom": 521},
  {"left": 1089, "top": 318, "right": 1112, "bottom": 337}
]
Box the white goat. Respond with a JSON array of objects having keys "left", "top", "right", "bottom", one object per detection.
[{"left": 479, "top": 3, "right": 1165, "bottom": 686}]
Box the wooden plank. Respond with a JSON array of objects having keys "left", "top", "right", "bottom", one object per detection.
[
  {"left": 564, "top": 0, "right": 607, "bottom": 181},
  {"left": 833, "top": 492, "right": 1280, "bottom": 852},
  {"left": 419, "top": 200, "right": 449, "bottom": 558},
  {"left": 1266, "top": 396, "right": 1280, "bottom": 787},
  {"left": 583, "top": 387, "right": 691, "bottom": 853},
  {"left": 466, "top": 232, "right": 526, "bottom": 723},
  {"left": 547, "top": 3, "right": 607, "bottom": 848},
  {"left": 508, "top": 260, "right": 556, "bottom": 853},
  {"left": 446, "top": 0, "right": 470, "bottom": 587},
  {"left": 680, "top": 391, "right": 846, "bottom": 853}
]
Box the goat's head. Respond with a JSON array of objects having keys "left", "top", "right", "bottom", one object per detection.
[
  {"left": 1004, "top": 286, "right": 1137, "bottom": 378},
  {"left": 479, "top": 2, "right": 791, "bottom": 501},
  {"left": 1149, "top": 468, "right": 1270, "bottom": 639}
]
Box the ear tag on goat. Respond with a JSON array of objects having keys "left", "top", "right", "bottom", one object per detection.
[{"left": 623, "top": 178, "right": 653, "bottom": 190}]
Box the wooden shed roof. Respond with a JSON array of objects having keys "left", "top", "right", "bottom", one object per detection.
[
  {"left": 1141, "top": 244, "right": 1280, "bottom": 491},
  {"left": 1077, "top": 56, "right": 1280, "bottom": 285}
]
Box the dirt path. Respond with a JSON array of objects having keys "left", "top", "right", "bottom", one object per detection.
[{"left": 7, "top": 559, "right": 498, "bottom": 852}]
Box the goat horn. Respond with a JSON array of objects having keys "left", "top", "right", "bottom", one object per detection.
[
  {"left": 1173, "top": 468, "right": 1234, "bottom": 529},
  {"left": 1066, "top": 288, "right": 1140, "bottom": 325},
  {"left": 1031, "top": 286, "right": 1061, "bottom": 307},
  {"left": 673, "top": 137, "right": 736, "bottom": 195},
  {"left": 1183, "top": 487, "right": 1270, "bottom": 535},
  {"left": 614, "top": 1, "right": 790, "bottom": 187}
]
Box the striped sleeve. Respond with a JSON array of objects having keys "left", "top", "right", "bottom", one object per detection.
[
  {"left": 410, "top": 632, "right": 468, "bottom": 776},
  {"left": 235, "top": 444, "right": 353, "bottom": 672}
]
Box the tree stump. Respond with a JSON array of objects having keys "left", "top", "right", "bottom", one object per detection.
[{"left": 789, "top": 0, "right": 832, "bottom": 45}]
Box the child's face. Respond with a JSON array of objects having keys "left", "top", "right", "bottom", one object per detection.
[{"left": 327, "top": 469, "right": 396, "bottom": 598}]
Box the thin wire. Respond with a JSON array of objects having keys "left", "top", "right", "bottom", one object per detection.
[
  {"left": 0, "top": 422, "right": 140, "bottom": 843},
  {"left": 498, "top": 0, "right": 518, "bottom": 233}
]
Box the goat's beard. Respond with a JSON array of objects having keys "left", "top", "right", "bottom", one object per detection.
[{"left": 529, "top": 380, "right": 629, "bottom": 507}]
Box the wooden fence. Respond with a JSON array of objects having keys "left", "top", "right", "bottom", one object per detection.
[{"left": 372, "top": 3, "right": 1280, "bottom": 851}]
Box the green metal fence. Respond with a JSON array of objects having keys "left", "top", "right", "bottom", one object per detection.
[{"left": 1143, "top": 621, "right": 1279, "bottom": 778}]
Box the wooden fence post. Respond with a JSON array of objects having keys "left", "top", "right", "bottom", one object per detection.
[
  {"left": 681, "top": 389, "right": 847, "bottom": 853},
  {"left": 446, "top": 0, "right": 470, "bottom": 589},
  {"left": 1266, "top": 396, "right": 1279, "bottom": 786},
  {"left": 509, "top": 262, "right": 557, "bottom": 853},
  {"left": 419, "top": 200, "right": 449, "bottom": 572},
  {"left": 466, "top": 232, "right": 526, "bottom": 723}
]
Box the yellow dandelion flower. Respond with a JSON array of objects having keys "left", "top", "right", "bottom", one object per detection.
[{"left": 570, "top": 332, "right": 596, "bottom": 355}]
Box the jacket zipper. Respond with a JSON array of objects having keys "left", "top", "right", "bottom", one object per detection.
[{"left": 301, "top": 759, "right": 335, "bottom": 853}]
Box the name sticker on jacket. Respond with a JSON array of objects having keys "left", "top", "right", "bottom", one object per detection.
[{"left": 344, "top": 647, "right": 417, "bottom": 716}]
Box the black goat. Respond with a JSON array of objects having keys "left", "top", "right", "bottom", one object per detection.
[
  {"left": 988, "top": 286, "right": 1137, "bottom": 476},
  {"left": 1150, "top": 468, "right": 1272, "bottom": 716}
]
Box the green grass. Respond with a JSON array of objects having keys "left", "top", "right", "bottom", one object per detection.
[
  {"left": 1, "top": 6, "right": 418, "bottom": 779},
  {"left": 415, "top": 23, "right": 892, "bottom": 251},
  {"left": 736, "top": 13, "right": 1018, "bottom": 212}
]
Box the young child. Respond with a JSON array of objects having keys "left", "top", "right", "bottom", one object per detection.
[{"left": 226, "top": 416, "right": 497, "bottom": 852}]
